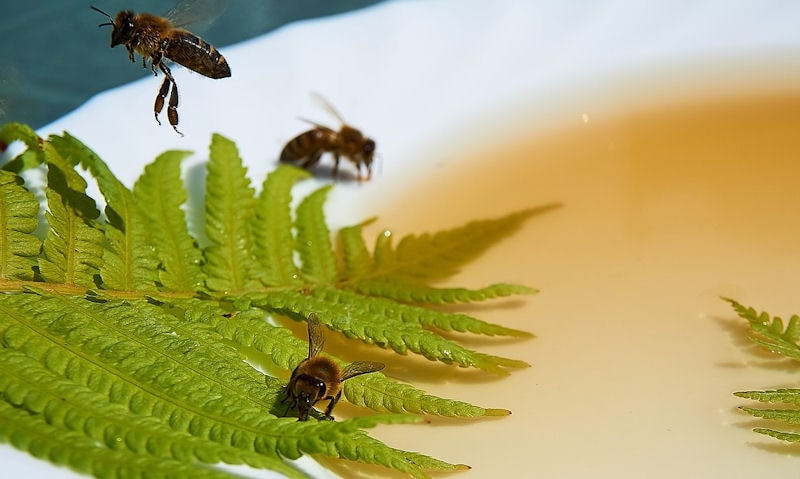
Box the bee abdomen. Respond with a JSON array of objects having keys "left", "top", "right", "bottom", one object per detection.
[
  {"left": 166, "top": 30, "right": 231, "bottom": 79},
  {"left": 280, "top": 129, "right": 330, "bottom": 162}
]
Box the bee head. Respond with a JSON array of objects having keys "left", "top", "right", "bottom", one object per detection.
[
  {"left": 361, "top": 139, "right": 376, "bottom": 178},
  {"left": 295, "top": 392, "right": 313, "bottom": 421},
  {"left": 109, "top": 11, "right": 136, "bottom": 48},
  {"left": 292, "top": 375, "right": 326, "bottom": 420},
  {"left": 90, "top": 6, "right": 135, "bottom": 48}
]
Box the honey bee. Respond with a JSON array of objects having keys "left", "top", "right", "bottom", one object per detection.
[
  {"left": 91, "top": 1, "right": 231, "bottom": 135},
  {"left": 280, "top": 94, "right": 377, "bottom": 181},
  {"left": 285, "top": 313, "right": 384, "bottom": 421}
]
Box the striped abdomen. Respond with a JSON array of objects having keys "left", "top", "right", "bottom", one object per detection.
[
  {"left": 165, "top": 29, "right": 230, "bottom": 79},
  {"left": 280, "top": 128, "right": 337, "bottom": 163}
]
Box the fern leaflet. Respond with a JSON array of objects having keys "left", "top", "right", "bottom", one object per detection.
[
  {"left": 133, "top": 150, "right": 206, "bottom": 293},
  {"left": 295, "top": 184, "right": 337, "bottom": 283},
  {"left": 253, "top": 165, "right": 310, "bottom": 286},
  {"left": 203, "top": 133, "right": 259, "bottom": 293},
  {"left": 0, "top": 170, "right": 40, "bottom": 281},
  {"left": 38, "top": 144, "right": 104, "bottom": 288}
]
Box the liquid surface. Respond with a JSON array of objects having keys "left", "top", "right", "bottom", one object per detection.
[{"left": 354, "top": 88, "right": 800, "bottom": 478}]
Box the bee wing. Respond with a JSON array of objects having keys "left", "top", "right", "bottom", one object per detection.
[
  {"left": 306, "top": 313, "right": 325, "bottom": 359},
  {"left": 309, "top": 91, "right": 348, "bottom": 125},
  {"left": 297, "top": 117, "right": 335, "bottom": 132},
  {"left": 341, "top": 361, "right": 385, "bottom": 381},
  {"left": 165, "top": 0, "right": 229, "bottom": 32}
]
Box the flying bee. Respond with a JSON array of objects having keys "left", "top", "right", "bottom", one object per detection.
[
  {"left": 284, "top": 313, "right": 385, "bottom": 421},
  {"left": 280, "top": 94, "right": 377, "bottom": 181},
  {"left": 91, "top": 1, "right": 231, "bottom": 135}
]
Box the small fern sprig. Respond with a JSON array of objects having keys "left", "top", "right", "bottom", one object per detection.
[
  {"left": 0, "top": 121, "right": 548, "bottom": 478},
  {"left": 337, "top": 205, "right": 556, "bottom": 305},
  {"left": 726, "top": 298, "right": 800, "bottom": 443},
  {"left": 725, "top": 298, "right": 800, "bottom": 360}
]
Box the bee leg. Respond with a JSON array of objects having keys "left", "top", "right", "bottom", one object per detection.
[
  {"left": 331, "top": 154, "right": 341, "bottom": 179},
  {"left": 167, "top": 80, "right": 181, "bottom": 135},
  {"left": 154, "top": 76, "right": 170, "bottom": 126},
  {"left": 126, "top": 44, "right": 136, "bottom": 64},
  {"left": 281, "top": 387, "right": 300, "bottom": 418},
  {"left": 300, "top": 151, "right": 323, "bottom": 170},
  {"left": 282, "top": 395, "right": 296, "bottom": 418},
  {"left": 154, "top": 62, "right": 183, "bottom": 136},
  {"left": 150, "top": 44, "right": 166, "bottom": 76},
  {"left": 323, "top": 392, "right": 341, "bottom": 420}
]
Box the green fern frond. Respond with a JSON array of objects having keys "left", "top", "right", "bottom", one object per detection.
[
  {"left": 0, "top": 290, "right": 461, "bottom": 476},
  {"left": 351, "top": 276, "right": 536, "bottom": 305},
  {"left": 133, "top": 150, "right": 206, "bottom": 293},
  {"left": 752, "top": 428, "right": 800, "bottom": 442},
  {"left": 308, "top": 416, "right": 468, "bottom": 478},
  {"left": 343, "top": 373, "right": 510, "bottom": 417},
  {"left": 0, "top": 122, "right": 45, "bottom": 172},
  {"left": 249, "top": 288, "right": 529, "bottom": 374},
  {"left": 274, "top": 416, "right": 465, "bottom": 476},
  {"left": 0, "top": 325, "right": 451, "bottom": 479},
  {"left": 739, "top": 407, "right": 800, "bottom": 424},
  {"left": 252, "top": 165, "right": 310, "bottom": 286},
  {"left": 337, "top": 218, "right": 376, "bottom": 278},
  {"left": 728, "top": 299, "right": 800, "bottom": 446},
  {"left": 735, "top": 390, "right": 800, "bottom": 431},
  {"left": 0, "top": 290, "right": 280, "bottom": 417},
  {"left": 38, "top": 145, "right": 104, "bottom": 288},
  {"left": 0, "top": 170, "right": 40, "bottom": 281},
  {"left": 175, "top": 298, "right": 510, "bottom": 417},
  {"left": 295, "top": 184, "right": 337, "bottom": 283},
  {"left": 49, "top": 133, "right": 160, "bottom": 292},
  {"left": 735, "top": 389, "right": 800, "bottom": 406},
  {"left": 311, "top": 285, "right": 532, "bottom": 337},
  {"left": 203, "top": 133, "right": 259, "bottom": 293},
  {"left": 172, "top": 297, "right": 307, "bottom": 376},
  {"left": 0, "top": 349, "right": 308, "bottom": 478},
  {"left": 0, "top": 127, "right": 546, "bottom": 478},
  {"left": 371, "top": 205, "right": 559, "bottom": 281},
  {"left": 724, "top": 297, "right": 800, "bottom": 361},
  {"left": 0, "top": 400, "right": 264, "bottom": 479},
  {"left": 338, "top": 207, "right": 545, "bottom": 319},
  {"left": 0, "top": 122, "right": 41, "bottom": 152}
]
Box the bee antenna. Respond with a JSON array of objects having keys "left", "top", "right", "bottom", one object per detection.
[{"left": 90, "top": 5, "right": 113, "bottom": 25}]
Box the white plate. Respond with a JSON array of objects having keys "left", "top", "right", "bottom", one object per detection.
[{"left": 4, "top": 0, "right": 800, "bottom": 477}]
